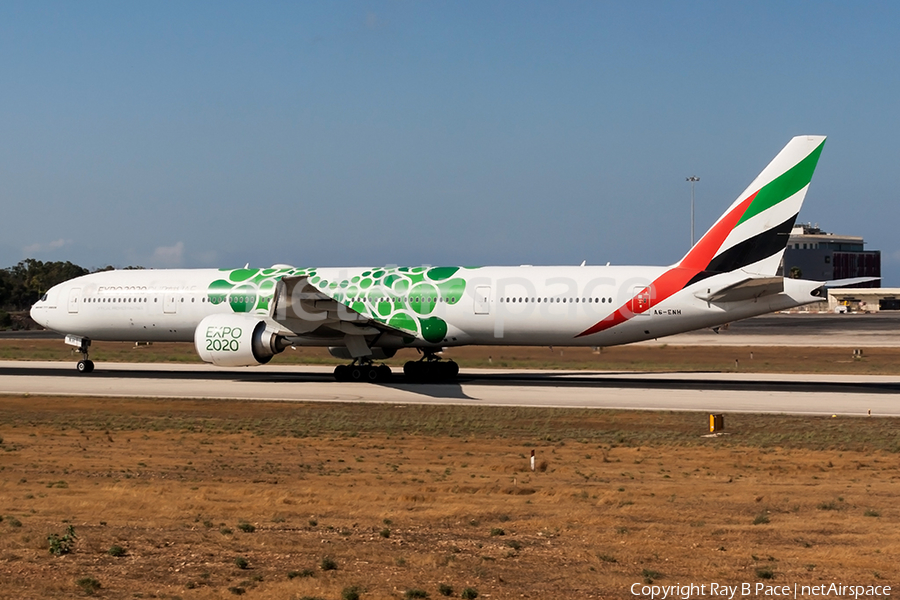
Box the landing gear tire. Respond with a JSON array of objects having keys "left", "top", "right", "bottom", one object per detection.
[
  {"left": 77, "top": 359, "right": 94, "bottom": 374},
  {"left": 403, "top": 359, "right": 458, "bottom": 383},
  {"left": 333, "top": 363, "right": 391, "bottom": 383},
  {"left": 334, "top": 365, "right": 351, "bottom": 381}
]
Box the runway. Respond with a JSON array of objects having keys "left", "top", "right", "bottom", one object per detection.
[{"left": 2, "top": 360, "right": 899, "bottom": 417}]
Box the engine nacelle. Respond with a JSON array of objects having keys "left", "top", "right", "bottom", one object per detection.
[
  {"left": 195, "top": 314, "right": 287, "bottom": 367},
  {"left": 328, "top": 346, "right": 397, "bottom": 361}
]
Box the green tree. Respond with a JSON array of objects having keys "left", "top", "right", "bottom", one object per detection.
[{"left": 0, "top": 259, "right": 89, "bottom": 310}]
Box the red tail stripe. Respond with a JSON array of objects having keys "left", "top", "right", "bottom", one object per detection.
[{"left": 576, "top": 192, "right": 757, "bottom": 338}]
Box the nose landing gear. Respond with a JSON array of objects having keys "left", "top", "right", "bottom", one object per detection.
[{"left": 65, "top": 335, "right": 94, "bottom": 374}]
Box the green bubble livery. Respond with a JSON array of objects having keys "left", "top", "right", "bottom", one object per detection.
[{"left": 206, "top": 266, "right": 473, "bottom": 345}]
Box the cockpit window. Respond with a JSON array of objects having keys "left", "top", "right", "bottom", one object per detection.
[{"left": 40, "top": 294, "right": 48, "bottom": 302}]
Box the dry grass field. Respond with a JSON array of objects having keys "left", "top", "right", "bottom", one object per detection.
[{"left": 0, "top": 396, "right": 898, "bottom": 600}]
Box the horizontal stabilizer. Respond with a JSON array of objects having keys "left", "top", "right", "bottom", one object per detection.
[
  {"left": 694, "top": 277, "right": 784, "bottom": 303},
  {"left": 819, "top": 277, "right": 881, "bottom": 289}
]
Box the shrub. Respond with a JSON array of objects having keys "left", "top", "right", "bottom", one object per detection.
[
  {"left": 489, "top": 528, "right": 505, "bottom": 536},
  {"left": 461, "top": 588, "right": 479, "bottom": 599},
  {"left": 598, "top": 553, "right": 617, "bottom": 563},
  {"left": 321, "top": 556, "right": 337, "bottom": 571},
  {"left": 753, "top": 511, "right": 770, "bottom": 525},
  {"left": 642, "top": 569, "right": 662, "bottom": 583},
  {"left": 505, "top": 540, "right": 521, "bottom": 551},
  {"left": 76, "top": 577, "right": 101, "bottom": 595},
  {"left": 7, "top": 517, "right": 22, "bottom": 528},
  {"left": 229, "top": 586, "right": 246, "bottom": 595},
  {"left": 380, "top": 528, "right": 391, "bottom": 538},
  {"left": 438, "top": 583, "right": 454, "bottom": 596},
  {"left": 405, "top": 590, "right": 428, "bottom": 599},
  {"left": 107, "top": 545, "right": 126, "bottom": 557},
  {"left": 864, "top": 509, "right": 880, "bottom": 517},
  {"left": 288, "top": 569, "right": 315, "bottom": 579},
  {"left": 342, "top": 586, "right": 361, "bottom": 600},
  {"left": 48, "top": 526, "right": 77, "bottom": 556},
  {"left": 234, "top": 556, "right": 249, "bottom": 569},
  {"left": 756, "top": 567, "right": 775, "bottom": 579},
  {"left": 237, "top": 521, "right": 256, "bottom": 533}
]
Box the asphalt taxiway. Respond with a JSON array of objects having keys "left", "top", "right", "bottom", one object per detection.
[{"left": 1, "top": 361, "right": 898, "bottom": 417}]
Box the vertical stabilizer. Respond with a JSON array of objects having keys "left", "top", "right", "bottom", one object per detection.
[
  {"left": 577, "top": 135, "right": 826, "bottom": 338},
  {"left": 679, "top": 135, "right": 826, "bottom": 283}
]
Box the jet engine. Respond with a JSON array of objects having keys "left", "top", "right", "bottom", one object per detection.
[{"left": 194, "top": 314, "right": 289, "bottom": 367}]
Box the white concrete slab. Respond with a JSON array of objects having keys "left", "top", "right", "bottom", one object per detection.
[{"left": 1, "top": 361, "right": 898, "bottom": 417}]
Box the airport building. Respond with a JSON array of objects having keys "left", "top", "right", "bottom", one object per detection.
[
  {"left": 780, "top": 223, "right": 880, "bottom": 286},
  {"left": 828, "top": 288, "right": 900, "bottom": 313}
]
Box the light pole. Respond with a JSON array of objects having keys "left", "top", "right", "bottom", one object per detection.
[{"left": 686, "top": 176, "right": 700, "bottom": 247}]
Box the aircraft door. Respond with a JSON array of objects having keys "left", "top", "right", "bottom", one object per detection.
[
  {"left": 474, "top": 286, "right": 491, "bottom": 315},
  {"left": 163, "top": 292, "right": 178, "bottom": 314},
  {"left": 67, "top": 288, "right": 81, "bottom": 314}
]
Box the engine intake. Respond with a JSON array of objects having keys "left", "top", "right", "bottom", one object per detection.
[{"left": 195, "top": 314, "right": 288, "bottom": 367}]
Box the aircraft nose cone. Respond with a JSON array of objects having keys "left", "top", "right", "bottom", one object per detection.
[
  {"left": 29, "top": 303, "right": 41, "bottom": 326},
  {"left": 30, "top": 297, "right": 49, "bottom": 329}
]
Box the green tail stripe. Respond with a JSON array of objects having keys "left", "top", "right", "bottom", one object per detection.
[{"left": 736, "top": 140, "right": 825, "bottom": 227}]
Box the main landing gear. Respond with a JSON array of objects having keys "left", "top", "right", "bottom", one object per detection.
[
  {"left": 333, "top": 359, "right": 392, "bottom": 383},
  {"left": 403, "top": 351, "right": 459, "bottom": 383}
]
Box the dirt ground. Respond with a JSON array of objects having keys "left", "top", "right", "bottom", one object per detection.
[{"left": 0, "top": 397, "right": 897, "bottom": 600}]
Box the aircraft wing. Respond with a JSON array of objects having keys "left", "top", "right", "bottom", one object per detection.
[{"left": 268, "top": 275, "right": 415, "bottom": 347}]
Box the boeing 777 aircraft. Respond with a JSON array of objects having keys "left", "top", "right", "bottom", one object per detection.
[{"left": 32, "top": 135, "right": 829, "bottom": 382}]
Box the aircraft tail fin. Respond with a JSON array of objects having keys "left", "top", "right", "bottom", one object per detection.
[{"left": 678, "top": 135, "right": 826, "bottom": 285}]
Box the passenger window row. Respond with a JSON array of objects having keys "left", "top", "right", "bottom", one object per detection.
[
  {"left": 342, "top": 296, "right": 456, "bottom": 304},
  {"left": 500, "top": 297, "right": 614, "bottom": 304}
]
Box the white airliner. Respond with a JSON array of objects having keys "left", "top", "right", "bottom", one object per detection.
[{"left": 32, "top": 136, "right": 831, "bottom": 382}]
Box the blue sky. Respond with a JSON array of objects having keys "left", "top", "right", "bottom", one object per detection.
[{"left": 2, "top": 2, "right": 899, "bottom": 283}]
